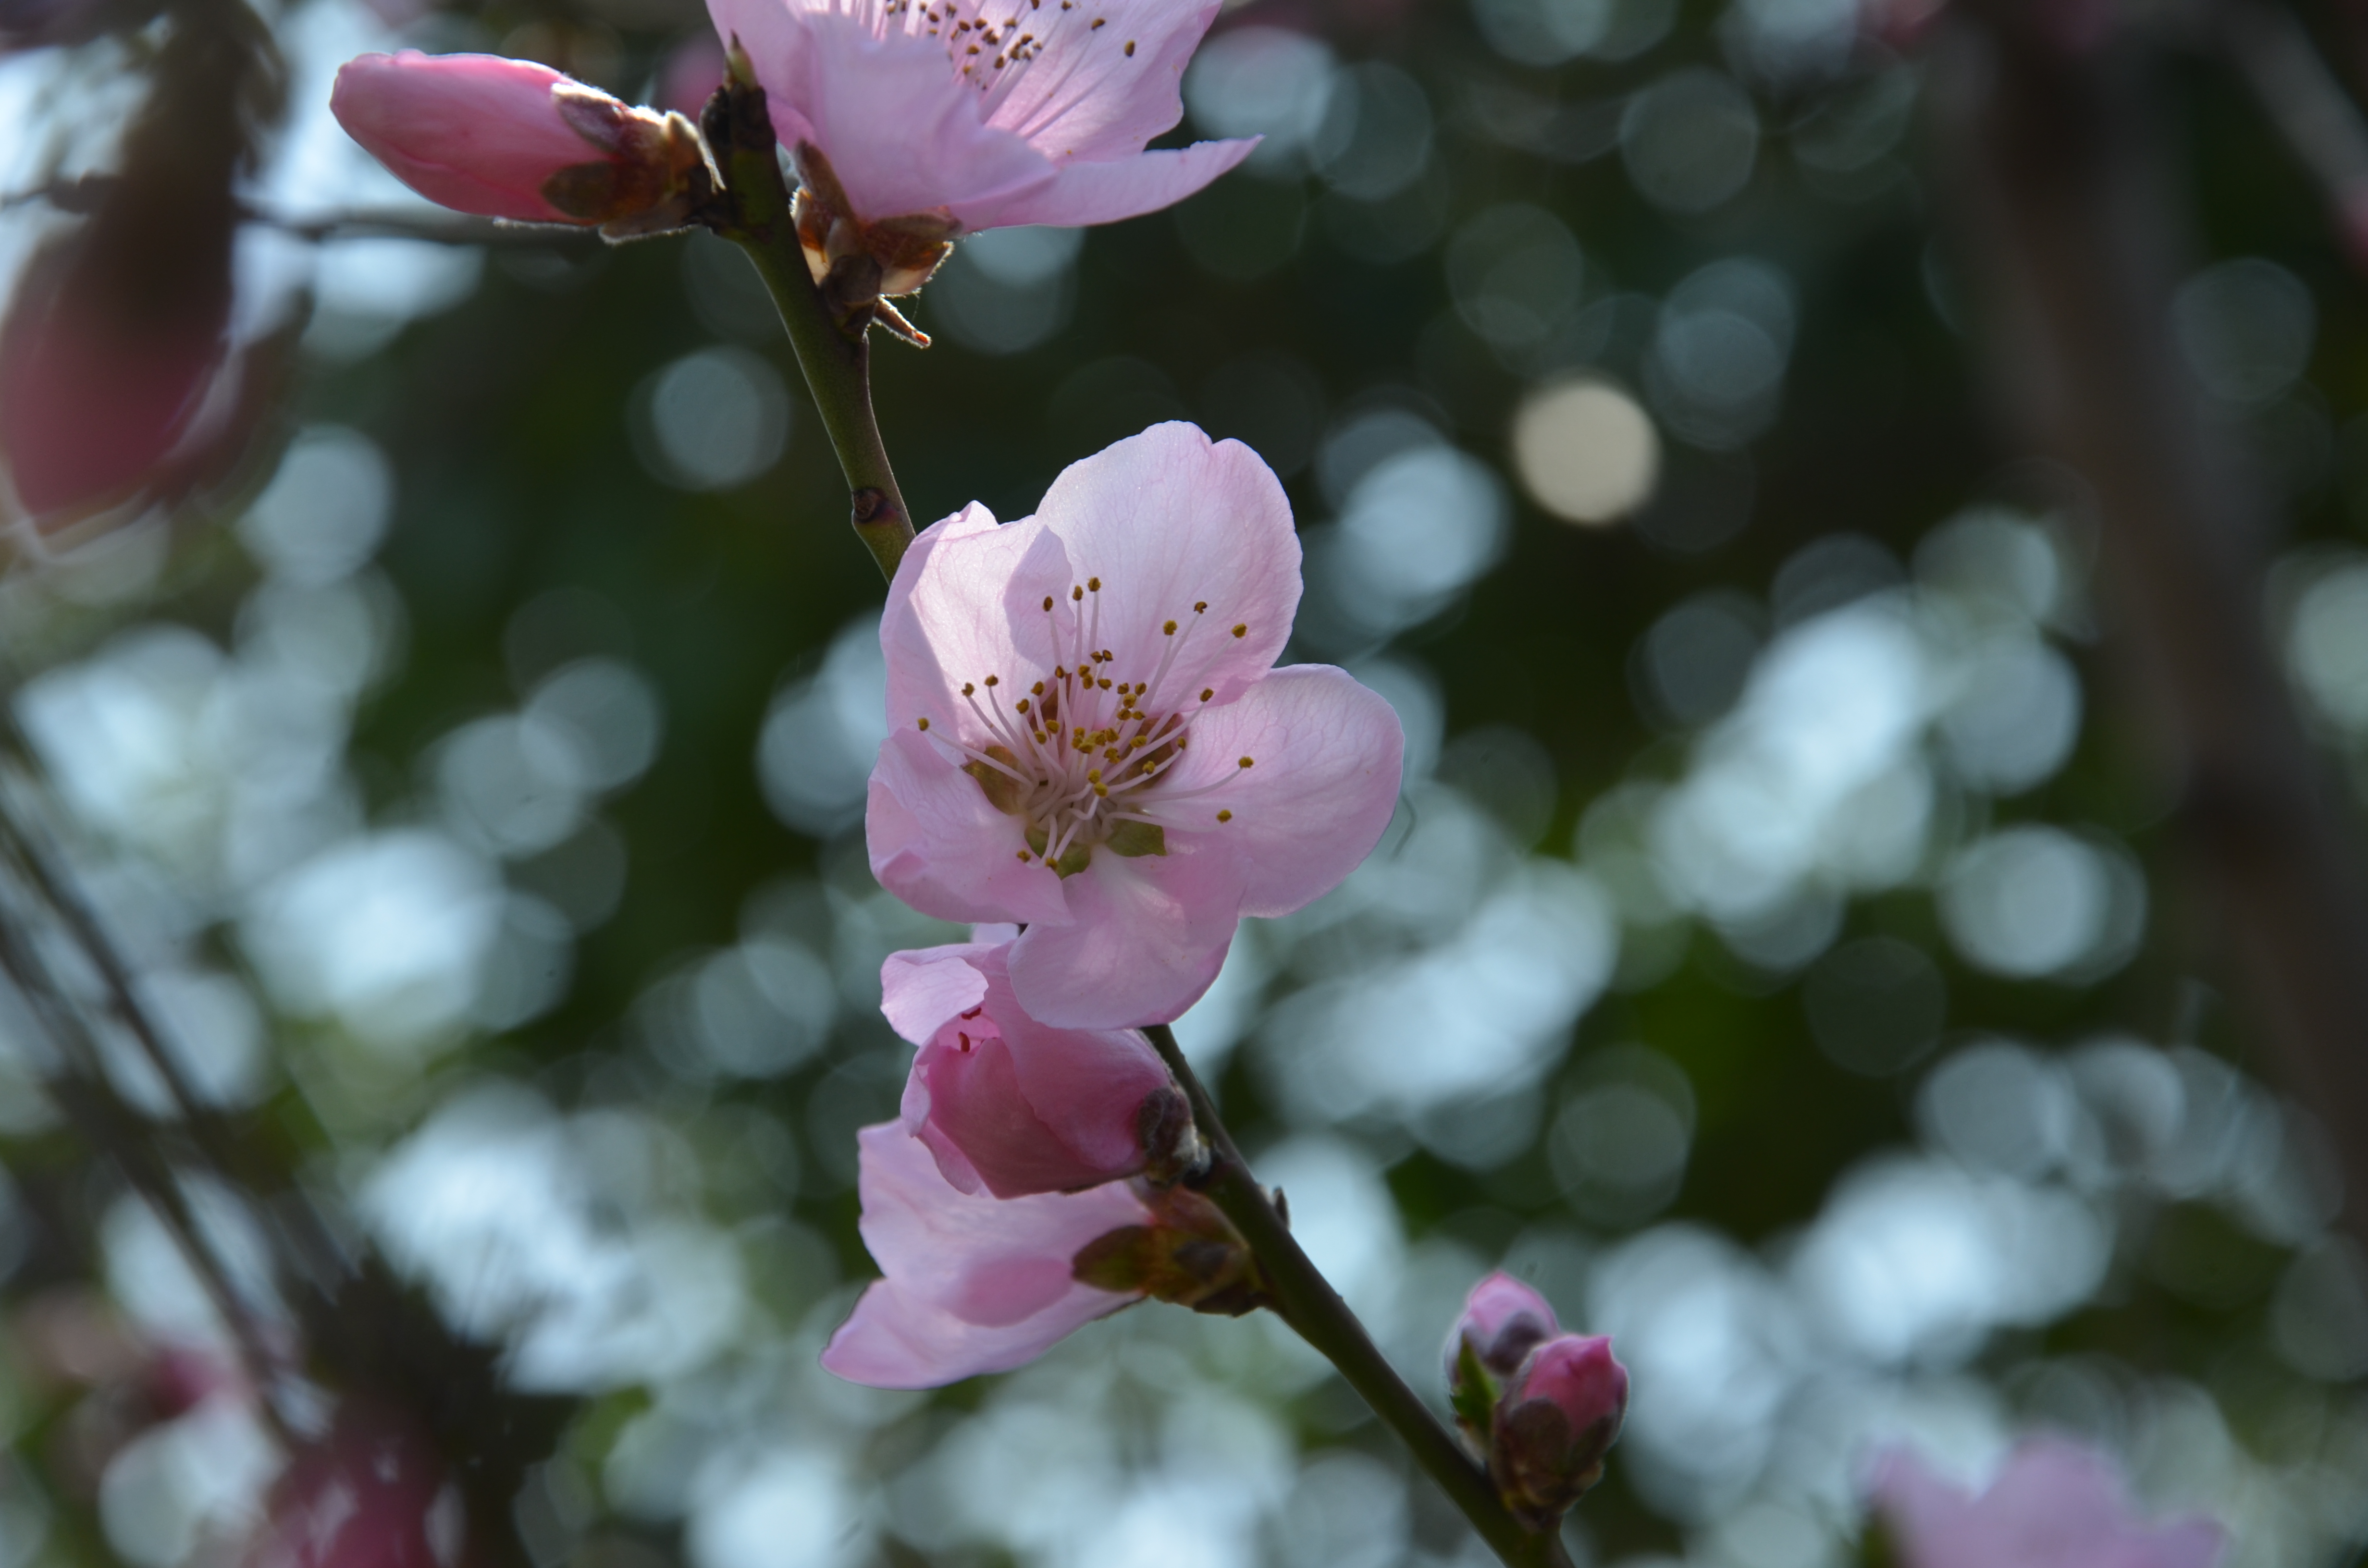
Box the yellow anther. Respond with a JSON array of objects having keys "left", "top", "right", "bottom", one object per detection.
[
  {"left": 1087, "top": 769, "right": 1103, "bottom": 783},
  {"left": 1016, "top": 698, "right": 1031, "bottom": 713},
  {"left": 917, "top": 717, "right": 931, "bottom": 731},
  {"left": 1232, "top": 624, "right": 1248, "bottom": 638},
  {"left": 984, "top": 674, "right": 999, "bottom": 687},
  {"left": 1032, "top": 681, "right": 1045, "bottom": 695},
  {"left": 1016, "top": 849, "right": 1032, "bottom": 861},
  {"left": 1072, "top": 586, "right": 1084, "bottom": 601},
  {"left": 1200, "top": 687, "right": 1214, "bottom": 701},
  {"left": 1042, "top": 595, "right": 1054, "bottom": 611},
  {"left": 1238, "top": 757, "right": 1254, "bottom": 769},
  {"left": 1088, "top": 577, "right": 1101, "bottom": 591},
  {"left": 1163, "top": 620, "right": 1177, "bottom": 635},
  {"left": 1194, "top": 600, "right": 1208, "bottom": 613},
  {"left": 1093, "top": 783, "right": 1109, "bottom": 796},
  {"left": 962, "top": 682, "right": 975, "bottom": 696},
  {"left": 1217, "top": 809, "right": 1233, "bottom": 822},
  {"left": 1099, "top": 678, "right": 1113, "bottom": 690}
]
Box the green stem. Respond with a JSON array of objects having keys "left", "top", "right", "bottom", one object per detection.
[
  {"left": 705, "top": 81, "right": 913, "bottom": 584},
  {"left": 1143, "top": 1024, "right": 1573, "bottom": 1568}
]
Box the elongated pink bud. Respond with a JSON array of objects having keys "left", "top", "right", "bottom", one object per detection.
[
  {"left": 331, "top": 51, "right": 708, "bottom": 235},
  {"left": 1491, "top": 1334, "right": 1628, "bottom": 1524}
]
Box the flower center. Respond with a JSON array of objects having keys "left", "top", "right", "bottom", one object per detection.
[{"left": 912, "top": 578, "right": 1253, "bottom": 876}]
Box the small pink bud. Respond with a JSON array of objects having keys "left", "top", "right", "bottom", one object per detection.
[
  {"left": 331, "top": 51, "right": 708, "bottom": 235},
  {"left": 1445, "top": 1272, "right": 1560, "bottom": 1384},
  {"left": 1490, "top": 1334, "right": 1628, "bottom": 1524}
]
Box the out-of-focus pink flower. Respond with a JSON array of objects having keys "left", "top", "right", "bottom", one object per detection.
[
  {"left": 247, "top": 1404, "right": 461, "bottom": 1568},
  {"left": 1868, "top": 1439, "right": 2225, "bottom": 1568},
  {"left": 822, "top": 1119, "right": 1153, "bottom": 1388},
  {"left": 661, "top": 33, "right": 731, "bottom": 118},
  {"left": 1444, "top": 1272, "right": 1559, "bottom": 1384},
  {"left": 705, "top": 0, "right": 1256, "bottom": 288},
  {"left": 331, "top": 51, "right": 708, "bottom": 234},
  {"left": 886, "top": 939, "right": 1184, "bottom": 1199},
  {"left": 1490, "top": 1334, "right": 1627, "bottom": 1523},
  {"left": 867, "top": 422, "right": 1405, "bottom": 1031},
  {"left": 0, "top": 239, "right": 228, "bottom": 523}
]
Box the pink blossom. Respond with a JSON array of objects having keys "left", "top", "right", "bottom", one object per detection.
[
  {"left": 0, "top": 235, "right": 227, "bottom": 522},
  {"left": 822, "top": 1119, "right": 1152, "bottom": 1388},
  {"left": 331, "top": 52, "right": 707, "bottom": 233},
  {"left": 1490, "top": 1334, "right": 1628, "bottom": 1523},
  {"left": 1868, "top": 1439, "right": 2224, "bottom": 1568},
  {"left": 886, "top": 939, "right": 1183, "bottom": 1198},
  {"left": 247, "top": 1404, "right": 462, "bottom": 1568},
  {"left": 867, "top": 422, "right": 1405, "bottom": 1030},
  {"left": 1445, "top": 1271, "right": 1559, "bottom": 1384},
  {"left": 704, "top": 0, "right": 1257, "bottom": 243}
]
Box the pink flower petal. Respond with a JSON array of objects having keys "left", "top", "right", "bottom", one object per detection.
[
  {"left": 880, "top": 941, "right": 995, "bottom": 1042},
  {"left": 1006, "top": 852, "right": 1236, "bottom": 1028},
  {"left": 1868, "top": 1439, "right": 2226, "bottom": 1568},
  {"left": 819, "top": 1122, "right": 1147, "bottom": 1389},
  {"left": 709, "top": 0, "right": 1056, "bottom": 224},
  {"left": 977, "top": 0, "right": 1217, "bottom": 162},
  {"left": 330, "top": 52, "right": 595, "bottom": 223},
  {"left": 868, "top": 726, "right": 1072, "bottom": 927},
  {"left": 1156, "top": 664, "right": 1404, "bottom": 916},
  {"left": 962, "top": 137, "right": 1258, "bottom": 230},
  {"left": 881, "top": 501, "right": 1072, "bottom": 741},
  {"left": 1028, "top": 423, "right": 1300, "bottom": 704}
]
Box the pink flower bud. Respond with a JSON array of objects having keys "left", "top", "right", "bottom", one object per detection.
[
  {"left": 1445, "top": 1272, "right": 1560, "bottom": 1384},
  {"left": 1490, "top": 1334, "right": 1628, "bottom": 1524},
  {"left": 1867, "top": 1439, "right": 2225, "bottom": 1568},
  {"left": 331, "top": 51, "right": 708, "bottom": 235},
  {"left": 885, "top": 941, "right": 1188, "bottom": 1200},
  {"left": 247, "top": 1404, "right": 464, "bottom": 1568}
]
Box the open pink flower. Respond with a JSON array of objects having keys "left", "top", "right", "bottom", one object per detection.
[
  {"left": 823, "top": 1120, "right": 1151, "bottom": 1388},
  {"left": 1868, "top": 1439, "right": 2224, "bottom": 1568},
  {"left": 887, "top": 939, "right": 1182, "bottom": 1198},
  {"left": 332, "top": 52, "right": 708, "bottom": 233},
  {"left": 705, "top": 0, "right": 1256, "bottom": 246},
  {"left": 866, "top": 422, "right": 1405, "bottom": 1030}
]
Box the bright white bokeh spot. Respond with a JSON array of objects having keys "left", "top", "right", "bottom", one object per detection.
[
  {"left": 2286, "top": 559, "right": 2368, "bottom": 735},
  {"left": 527, "top": 657, "right": 664, "bottom": 793},
  {"left": 640, "top": 347, "right": 791, "bottom": 491},
  {"left": 243, "top": 829, "right": 503, "bottom": 1051},
  {"left": 757, "top": 614, "right": 889, "bottom": 836},
  {"left": 688, "top": 1449, "right": 865, "bottom": 1568},
  {"left": 1939, "top": 826, "right": 2138, "bottom": 980},
  {"left": 1513, "top": 379, "right": 1661, "bottom": 524},
  {"left": 1938, "top": 631, "right": 2082, "bottom": 795},
  {"left": 235, "top": 426, "right": 393, "bottom": 586},
  {"left": 1183, "top": 27, "right": 1338, "bottom": 172}
]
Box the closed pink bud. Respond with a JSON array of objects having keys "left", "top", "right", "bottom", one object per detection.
[
  {"left": 1445, "top": 1272, "right": 1559, "bottom": 1385},
  {"left": 1490, "top": 1334, "right": 1628, "bottom": 1524},
  {"left": 331, "top": 51, "right": 708, "bottom": 234},
  {"left": 246, "top": 1404, "right": 466, "bottom": 1568},
  {"left": 886, "top": 941, "right": 1188, "bottom": 1200}
]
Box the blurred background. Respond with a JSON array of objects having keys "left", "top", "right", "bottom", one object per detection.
[{"left": 1, "top": 0, "right": 2367, "bottom": 1564}]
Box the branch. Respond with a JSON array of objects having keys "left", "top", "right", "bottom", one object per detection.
[
  {"left": 697, "top": 75, "right": 915, "bottom": 583},
  {"left": 1931, "top": 9, "right": 2368, "bottom": 1245},
  {"left": 1143, "top": 1024, "right": 1574, "bottom": 1568}
]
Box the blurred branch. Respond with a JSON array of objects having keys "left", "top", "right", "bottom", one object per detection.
[
  {"left": 699, "top": 74, "right": 915, "bottom": 582},
  {"left": 0, "top": 177, "right": 595, "bottom": 246},
  {"left": 1931, "top": 9, "right": 2368, "bottom": 1237},
  {"left": 1143, "top": 1023, "right": 1576, "bottom": 1568},
  {"left": 2219, "top": 1, "right": 2368, "bottom": 264}
]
